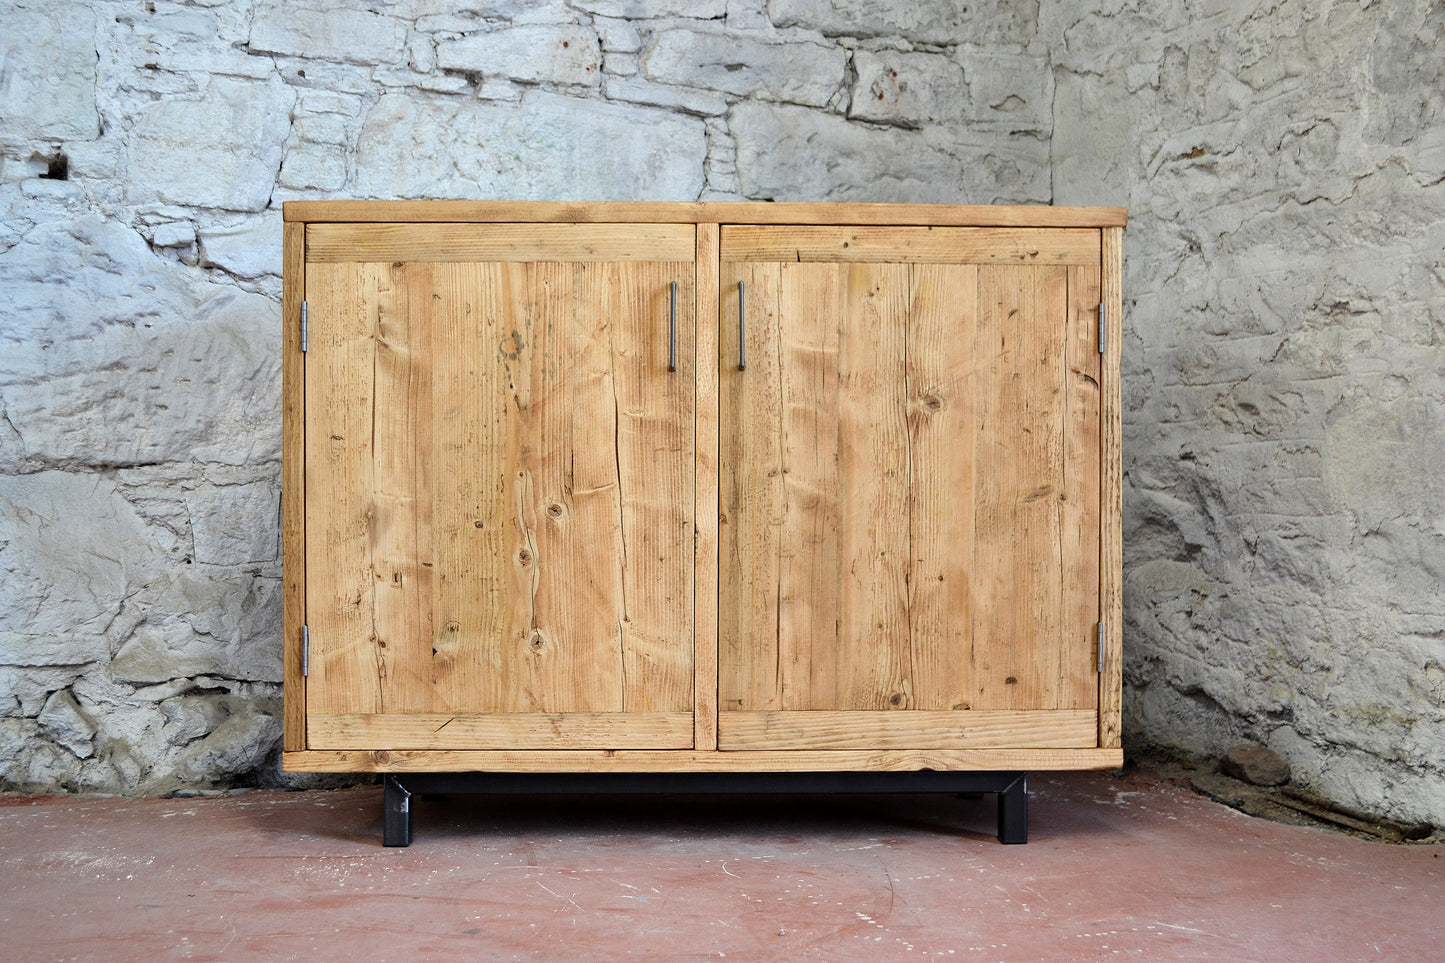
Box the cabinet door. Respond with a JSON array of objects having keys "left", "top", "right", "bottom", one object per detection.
[
  {"left": 717, "top": 226, "right": 1102, "bottom": 750},
  {"left": 302, "top": 224, "right": 697, "bottom": 750}
]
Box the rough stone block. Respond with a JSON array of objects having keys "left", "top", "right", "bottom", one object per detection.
[
  {"left": 186, "top": 482, "right": 280, "bottom": 566},
  {"left": 356, "top": 91, "right": 706, "bottom": 200},
  {"left": 956, "top": 46, "right": 1053, "bottom": 132},
  {"left": 769, "top": 0, "right": 965, "bottom": 43},
  {"left": 248, "top": 2, "right": 408, "bottom": 65},
  {"left": 127, "top": 77, "right": 294, "bottom": 212},
  {"left": 645, "top": 29, "right": 845, "bottom": 107},
  {"left": 279, "top": 146, "right": 349, "bottom": 192},
  {"left": 604, "top": 79, "right": 729, "bottom": 116},
  {"left": 110, "top": 622, "right": 278, "bottom": 686},
  {"left": 150, "top": 222, "right": 196, "bottom": 249},
  {"left": 849, "top": 49, "right": 968, "bottom": 127},
  {"left": 36, "top": 689, "right": 95, "bottom": 759},
  {"left": 198, "top": 213, "right": 285, "bottom": 280},
  {"left": 731, "top": 101, "right": 1049, "bottom": 203},
  {"left": 571, "top": 0, "right": 726, "bottom": 17},
  {"left": 595, "top": 18, "right": 642, "bottom": 53},
  {"left": 0, "top": 472, "right": 174, "bottom": 652},
  {"left": 1223, "top": 745, "right": 1292, "bottom": 787},
  {"left": 0, "top": 0, "right": 100, "bottom": 148},
  {"left": 436, "top": 25, "right": 601, "bottom": 87},
  {"left": 0, "top": 217, "right": 281, "bottom": 468}
]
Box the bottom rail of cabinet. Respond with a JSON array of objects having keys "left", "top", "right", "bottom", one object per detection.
[{"left": 380, "top": 770, "right": 1029, "bottom": 847}]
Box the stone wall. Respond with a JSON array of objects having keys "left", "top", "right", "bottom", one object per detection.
[
  {"left": 0, "top": 0, "right": 1440, "bottom": 821},
  {"left": 1048, "top": 0, "right": 1445, "bottom": 824}
]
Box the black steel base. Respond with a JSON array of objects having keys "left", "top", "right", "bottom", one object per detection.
[{"left": 381, "top": 771, "right": 1027, "bottom": 847}]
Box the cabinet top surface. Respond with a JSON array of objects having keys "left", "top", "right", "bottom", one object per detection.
[{"left": 282, "top": 200, "right": 1127, "bottom": 229}]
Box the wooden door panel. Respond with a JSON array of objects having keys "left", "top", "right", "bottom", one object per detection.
[
  {"left": 305, "top": 249, "right": 695, "bottom": 750},
  {"left": 718, "top": 229, "right": 1101, "bottom": 750}
]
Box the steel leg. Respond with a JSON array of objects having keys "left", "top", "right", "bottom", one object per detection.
[
  {"left": 996, "top": 773, "right": 1028, "bottom": 844},
  {"left": 383, "top": 775, "right": 413, "bottom": 847}
]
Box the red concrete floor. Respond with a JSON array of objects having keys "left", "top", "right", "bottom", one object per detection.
[{"left": 2, "top": 770, "right": 1442, "bottom": 962}]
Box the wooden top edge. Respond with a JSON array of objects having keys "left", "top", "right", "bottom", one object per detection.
[{"left": 281, "top": 200, "right": 1128, "bottom": 228}]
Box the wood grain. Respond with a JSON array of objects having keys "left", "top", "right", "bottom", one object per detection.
[
  {"left": 717, "top": 710, "right": 1098, "bottom": 750},
  {"left": 305, "top": 261, "right": 383, "bottom": 717},
  {"left": 284, "top": 746, "right": 1125, "bottom": 773},
  {"left": 718, "top": 261, "right": 783, "bottom": 711},
  {"left": 371, "top": 262, "right": 435, "bottom": 713},
  {"left": 306, "top": 223, "right": 695, "bottom": 263},
  {"left": 694, "top": 224, "right": 719, "bottom": 750},
  {"left": 1100, "top": 227, "right": 1125, "bottom": 749},
  {"left": 970, "top": 266, "right": 1066, "bottom": 711},
  {"left": 282, "top": 221, "right": 306, "bottom": 750},
  {"left": 834, "top": 262, "right": 912, "bottom": 711},
  {"left": 1064, "top": 264, "right": 1103, "bottom": 712},
  {"left": 776, "top": 262, "right": 842, "bottom": 711},
  {"left": 303, "top": 249, "right": 696, "bottom": 743},
  {"left": 721, "top": 226, "right": 1102, "bottom": 265},
  {"left": 310, "top": 713, "right": 693, "bottom": 750},
  {"left": 285, "top": 200, "right": 1127, "bottom": 229},
  {"left": 905, "top": 263, "right": 978, "bottom": 712}
]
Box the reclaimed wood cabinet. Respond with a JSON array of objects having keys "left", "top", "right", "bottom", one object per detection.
[{"left": 281, "top": 202, "right": 1125, "bottom": 844}]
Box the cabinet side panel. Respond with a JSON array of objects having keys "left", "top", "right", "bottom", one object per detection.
[
  {"left": 283, "top": 222, "right": 306, "bottom": 750},
  {"left": 834, "top": 262, "right": 913, "bottom": 711},
  {"left": 1063, "top": 264, "right": 1103, "bottom": 712},
  {"left": 971, "top": 265, "right": 1069, "bottom": 711},
  {"left": 718, "top": 262, "right": 784, "bottom": 711},
  {"left": 905, "top": 263, "right": 978, "bottom": 711},
  {"left": 305, "top": 262, "right": 382, "bottom": 717},
  {"left": 1100, "top": 228, "right": 1125, "bottom": 748},
  {"left": 776, "top": 263, "right": 843, "bottom": 711}
]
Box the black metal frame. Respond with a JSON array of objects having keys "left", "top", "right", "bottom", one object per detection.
[{"left": 381, "top": 771, "right": 1028, "bottom": 847}]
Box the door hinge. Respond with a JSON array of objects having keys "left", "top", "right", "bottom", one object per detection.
[
  {"left": 302, "top": 624, "right": 310, "bottom": 677},
  {"left": 300, "top": 300, "right": 308, "bottom": 353},
  {"left": 1098, "top": 303, "right": 1106, "bottom": 355},
  {"left": 1097, "top": 622, "right": 1105, "bottom": 673}
]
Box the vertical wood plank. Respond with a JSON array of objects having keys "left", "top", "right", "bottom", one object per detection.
[
  {"left": 694, "top": 225, "right": 720, "bottom": 749},
  {"left": 369, "top": 263, "right": 436, "bottom": 713},
  {"left": 905, "top": 263, "right": 978, "bottom": 711},
  {"left": 430, "top": 263, "right": 497, "bottom": 714},
  {"left": 610, "top": 260, "right": 695, "bottom": 713},
  {"left": 519, "top": 261, "right": 627, "bottom": 713},
  {"left": 1100, "top": 227, "right": 1125, "bottom": 748},
  {"left": 305, "top": 262, "right": 381, "bottom": 717},
  {"left": 776, "top": 263, "right": 842, "bottom": 711},
  {"left": 1063, "top": 264, "right": 1103, "bottom": 712},
  {"left": 718, "top": 261, "right": 783, "bottom": 712},
  {"left": 834, "top": 262, "right": 912, "bottom": 711},
  {"left": 282, "top": 222, "right": 307, "bottom": 749},
  {"left": 971, "top": 265, "right": 1067, "bottom": 711}
]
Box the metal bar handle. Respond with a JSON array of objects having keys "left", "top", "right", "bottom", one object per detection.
[
  {"left": 668, "top": 281, "right": 677, "bottom": 372},
  {"left": 737, "top": 280, "right": 746, "bottom": 371}
]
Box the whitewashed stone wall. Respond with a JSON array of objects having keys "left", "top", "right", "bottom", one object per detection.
[
  {"left": 1048, "top": 0, "right": 1445, "bottom": 825},
  {"left": 0, "top": 0, "right": 1440, "bottom": 822}
]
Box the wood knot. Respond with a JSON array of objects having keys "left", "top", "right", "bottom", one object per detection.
[
  {"left": 888, "top": 693, "right": 904, "bottom": 707},
  {"left": 473, "top": 520, "right": 484, "bottom": 529},
  {"left": 1005, "top": 676, "right": 1018, "bottom": 685},
  {"left": 445, "top": 620, "right": 460, "bottom": 633},
  {"left": 517, "top": 549, "right": 532, "bottom": 566},
  {"left": 920, "top": 393, "right": 944, "bottom": 412},
  {"left": 546, "top": 502, "right": 565, "bottom": 519}
]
